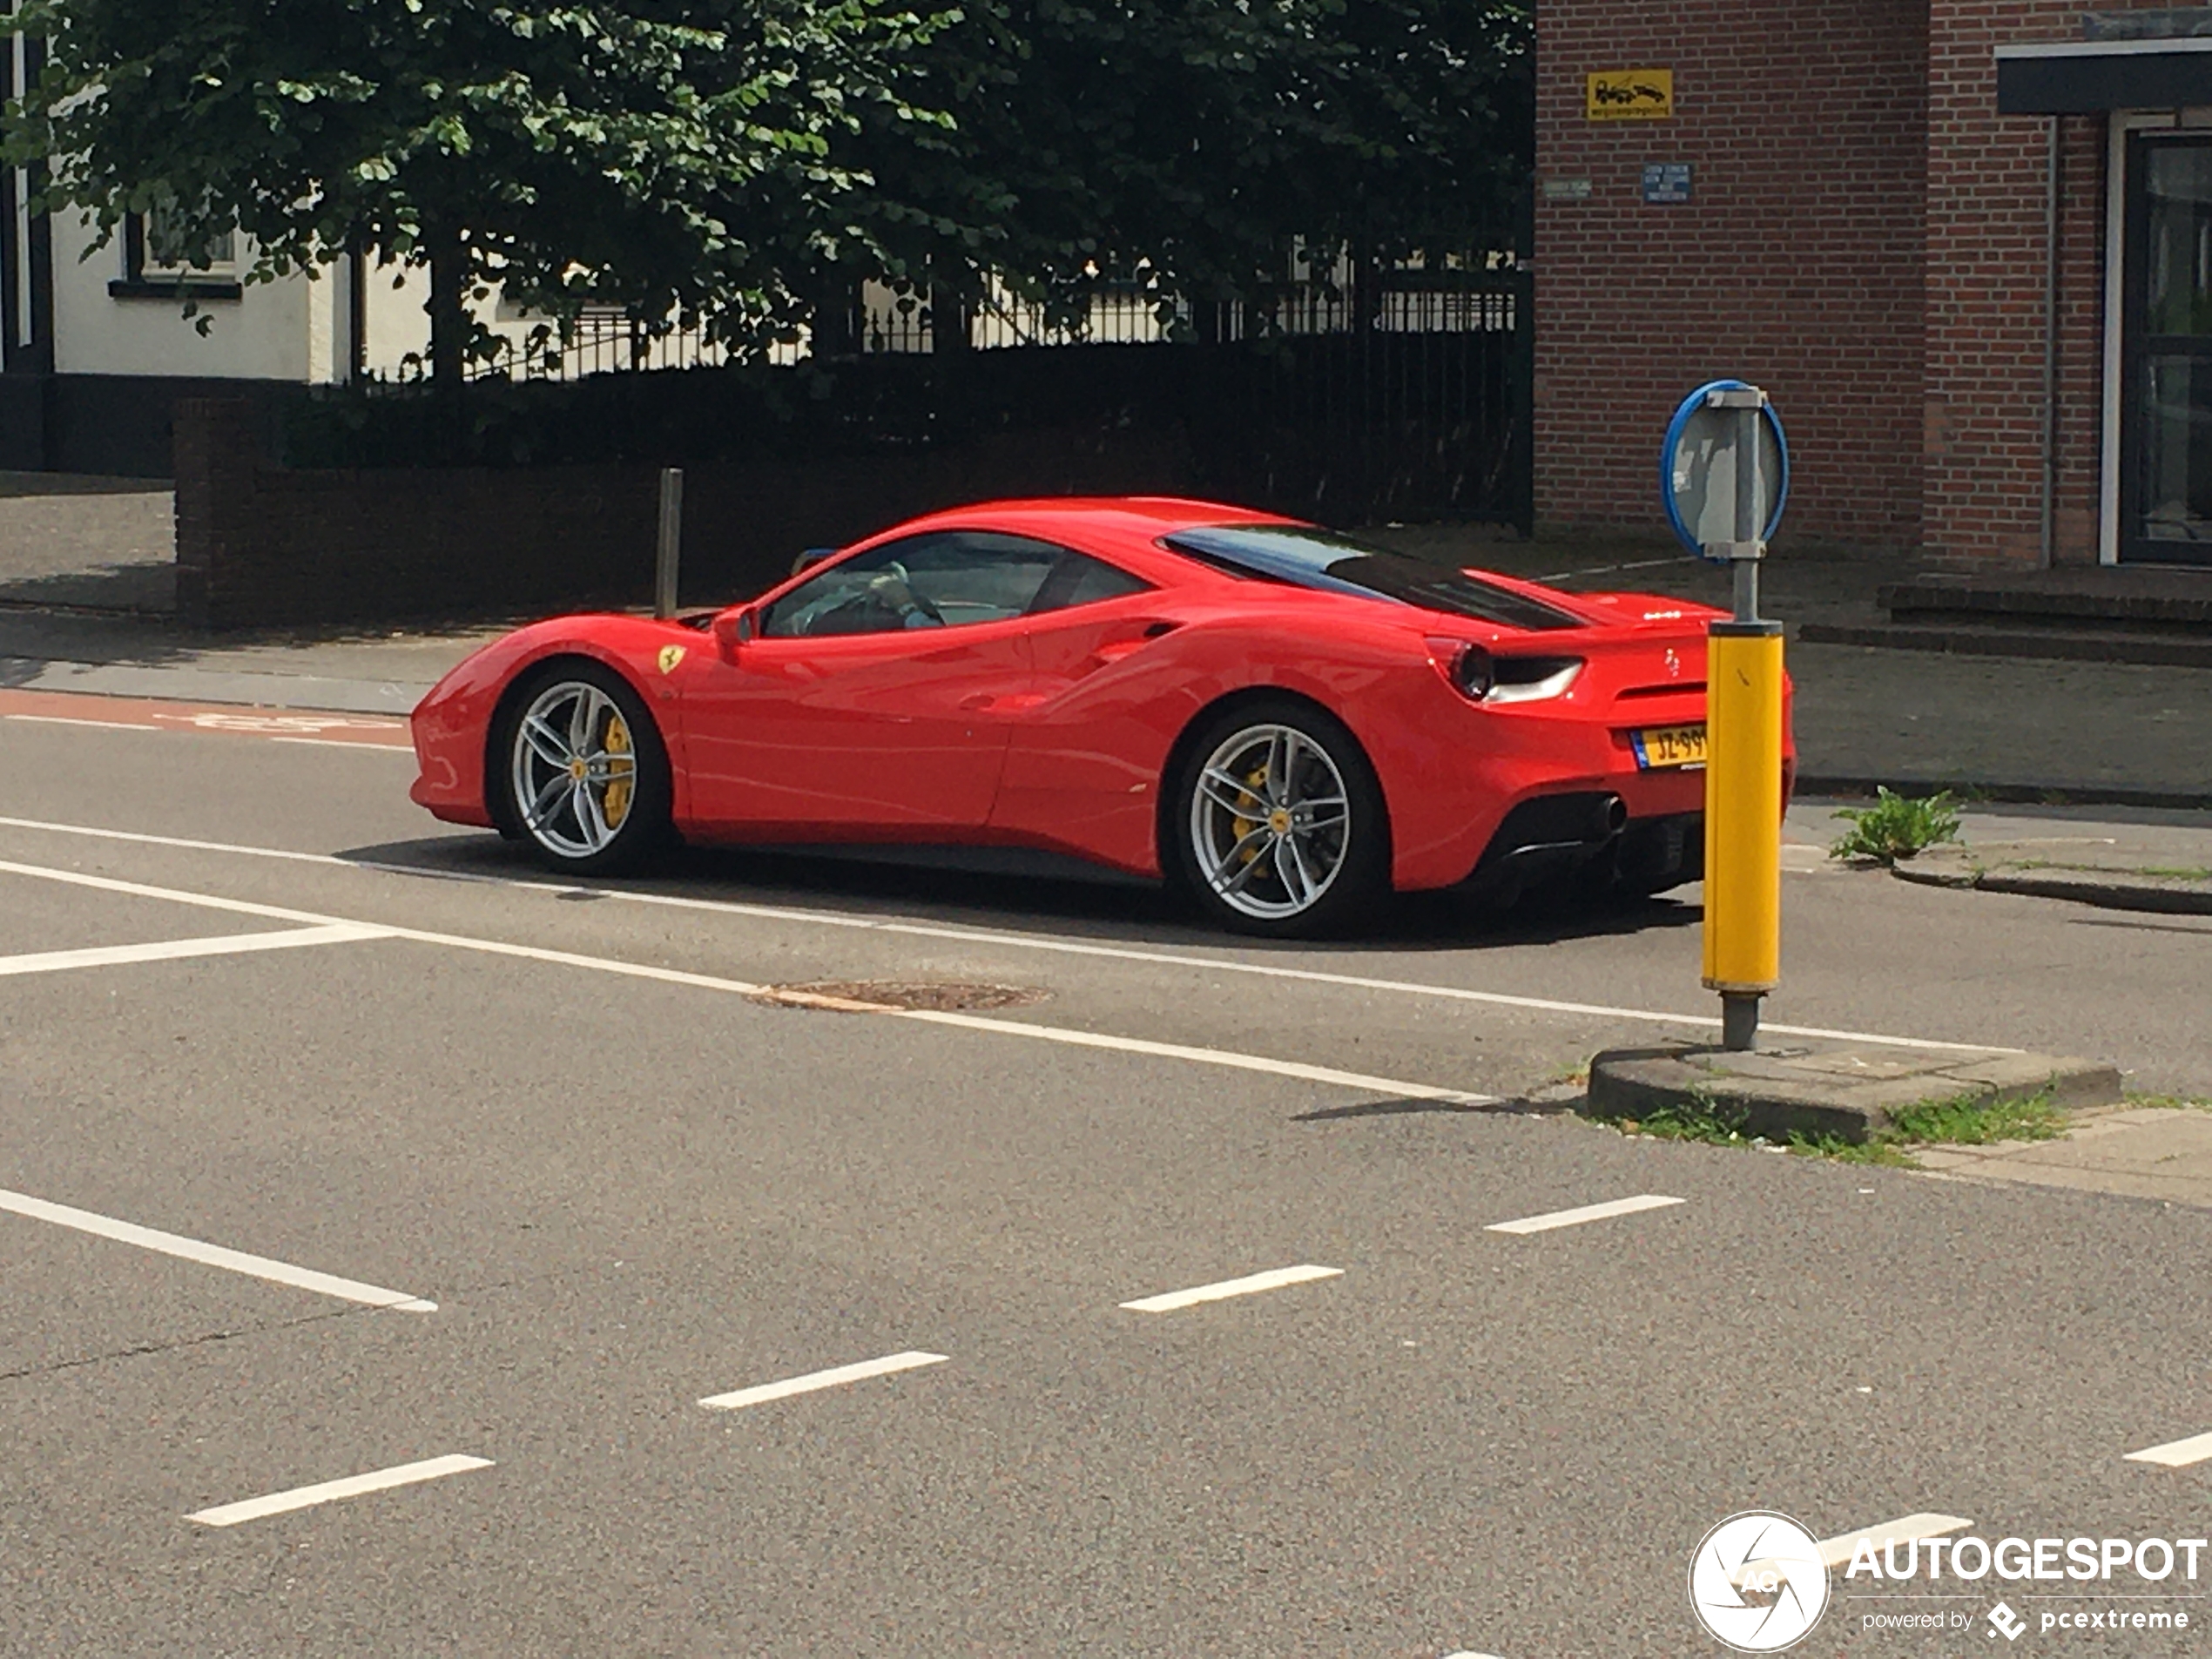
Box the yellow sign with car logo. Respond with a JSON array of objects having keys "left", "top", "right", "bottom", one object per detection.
[
  {"left": 1587, "top": 68, "right": 1673, "bottom": 121},
  {"left": 658, "top": 645, "right": 686, "bottom": 675}
]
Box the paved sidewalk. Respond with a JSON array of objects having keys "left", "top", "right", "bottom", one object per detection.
[
  {"left": 0, "top": 501, "right": 2205, "bottom": 806},
  {"left": 1918, "top": 1104, "right": 2212, "bottom": 1208}
]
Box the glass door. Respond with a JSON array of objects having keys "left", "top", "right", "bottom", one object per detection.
[{"left": 2124, "top": 136, "right": 2212, "bottom": 565}]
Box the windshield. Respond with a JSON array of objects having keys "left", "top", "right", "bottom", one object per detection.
[{"left": 1161, "top": 525, "right": 1585, "bottom": 632}]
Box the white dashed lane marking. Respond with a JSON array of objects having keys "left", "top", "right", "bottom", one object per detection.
[
  {"left": 699, "top": 1351, "right": 949, "bottom": 1411},
  {"left": 2127, "top": 1432, "right": 2212, "bottom": 1469},
  {"left": 187, "top": 1454, "right": 492, "bottom": 1527},
  {"left": 0, "top": 1188, "right": 437, "bottom": 1312},
  {"left": 1485, "top": 1194, "right": 1685, "bottom": 1236},
  {"left": 1120, "top": 1264, "right": 1344, "bottom": 1313}
]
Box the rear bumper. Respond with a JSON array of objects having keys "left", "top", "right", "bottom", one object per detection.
[{"left": 1459, "top": 801, "right": 1705, "bottom": 905}]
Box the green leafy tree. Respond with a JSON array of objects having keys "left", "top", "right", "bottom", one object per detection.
[
  {"left": 1, "top": 0, "right": 956, "bottom": 388},
  {"left": 825, "top": 0, "right": 1532, "bottom": 337}
]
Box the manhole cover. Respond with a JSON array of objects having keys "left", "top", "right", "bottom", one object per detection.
[{"left": 756, "top": 979, "right": 1049, "bottom": 1013}]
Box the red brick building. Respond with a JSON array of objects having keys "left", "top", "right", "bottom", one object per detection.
[{"left": 1534, "top": 2, "right": 2212, "bottom": 569}]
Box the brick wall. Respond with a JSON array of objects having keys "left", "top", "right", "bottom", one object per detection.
[
  {"left": 1534, "top": 0, "right": 1931, "bottom": 551},
  {"left": 1537, "top": 0, "right": 2187, "bottom": 565},
  {"left": 172, "top": 400, "right": 1194, "bottom": 630},
  {"left": 1921, "top": 0, "right": 2148, "bottom": 566}
]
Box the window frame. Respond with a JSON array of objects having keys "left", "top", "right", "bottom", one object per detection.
[{"left": 111, "top": 211, "right": 244, "bottom": 302}]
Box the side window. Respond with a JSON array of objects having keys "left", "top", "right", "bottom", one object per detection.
[
  {"left": 759, "top": 531, "right": 1065, "bottom": 637},
  {"left": 1029, "top": 551, "right": 1153, "bottom": 615}
]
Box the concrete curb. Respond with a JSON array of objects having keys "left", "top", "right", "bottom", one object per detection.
[
  {"left": 1892, "top": 845, "right": 2212, "bottom": 915},
  {"left": 1585, "top": 1042, "right": 2122, "bottom": 1145},
  {"left": 1797, "top": 775, "right": 2212, "bottom": 813}
]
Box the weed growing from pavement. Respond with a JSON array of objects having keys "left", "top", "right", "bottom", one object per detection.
[
  {"left": 2124, "top": 1092, "right": 2212, "bottom": 1113},
  {"left": 1885, "top": 1089, "right": 2065, "bottom": 1145},
  {"left": 1590, "top": 1087, "right": 2062, "bottom": 1166},
  {"left": 1828, "top": 788, "right": 1963, "bottom": 864}
]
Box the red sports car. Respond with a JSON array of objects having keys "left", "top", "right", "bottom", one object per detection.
[{"left": 409, "top": 497, "right": 1793, "bottom": 936}]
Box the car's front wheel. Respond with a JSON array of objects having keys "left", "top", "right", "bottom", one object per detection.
[
  {"left": 1168, "top": 699, "right": 1388, "bottom": 938},
  {"left": 497, "top": 663, "right": 671, "bottom": 875}
]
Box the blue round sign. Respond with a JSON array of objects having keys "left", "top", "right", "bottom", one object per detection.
[{"left": 1661, "top": 380, "right": 1790, "bottom": 562}]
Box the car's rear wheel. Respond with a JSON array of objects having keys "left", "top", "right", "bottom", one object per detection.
[
  {"left": 497, "top": 663, "right": 671, "bottom": 875},
  {"left": 1169, "top": 699, "right": 1388, "bottom": 938}
]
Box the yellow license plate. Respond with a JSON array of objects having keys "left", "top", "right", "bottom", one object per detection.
[{"left": 1630, "top": 724, "right": 1707, "bottom": 770}]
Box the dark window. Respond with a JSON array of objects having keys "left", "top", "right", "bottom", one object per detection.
[
  {"left": 1028, "top": 550, "right": 1153, "bottom": 614},
  {"left": 1162, "top": 525, "right": 1585, "bottom": 632},
  {"left": 761, "top": 531, "right": 1066, "bottom": 637}
]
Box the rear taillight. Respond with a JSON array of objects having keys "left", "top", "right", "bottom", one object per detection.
[{"left": 1429, "top": 638, "right": 1582, "bottom": 705}]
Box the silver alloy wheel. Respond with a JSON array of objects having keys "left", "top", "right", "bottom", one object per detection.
[
  {"left": 509, "top": 679, "right": 640, "bottom": 860},
  {"left": 1187, "top": 723, "right": 1352, "bottom": 921}
]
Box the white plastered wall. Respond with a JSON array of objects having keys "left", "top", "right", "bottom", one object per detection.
[{"left": 49, "top": 212, "right": 328, "bottom": 381}]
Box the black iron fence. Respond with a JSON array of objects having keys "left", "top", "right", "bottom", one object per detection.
[{"left": 298, "top": 267, "right": 1531, "bottom": 530}]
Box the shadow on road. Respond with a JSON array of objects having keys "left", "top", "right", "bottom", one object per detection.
[{"left": 338, "top": 832, "right": 1704, "bottom": 952}]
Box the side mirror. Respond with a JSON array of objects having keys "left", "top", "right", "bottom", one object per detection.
[{"left": 711, "top": 604, "right": 758, "bottom": 658}]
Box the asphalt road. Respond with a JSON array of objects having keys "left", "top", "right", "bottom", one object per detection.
[{"left": 3, "top": 707, "right": 2211, "bottom": 1657}]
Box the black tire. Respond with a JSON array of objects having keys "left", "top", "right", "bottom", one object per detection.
[
  {"left": 1164, "top": 696, "right": 1390, "bottom": 939},
  {"left": 494, "top": 660, "right": 673, "bottom": 876}
]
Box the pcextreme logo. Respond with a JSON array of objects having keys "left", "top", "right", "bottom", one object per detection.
[{"left": 1689, "top": 1512, "right": 1831, "bottom": 1652}]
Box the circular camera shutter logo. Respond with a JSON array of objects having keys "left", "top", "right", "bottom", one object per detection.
[{"left": 1688, "top": 1512, "right": 1831, "bottom": 1652}]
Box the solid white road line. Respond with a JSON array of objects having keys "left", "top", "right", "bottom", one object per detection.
[
  {"left": 1120, "top": 1264, "right": 1343, "bottom": 1313},
  {"left": 698, "top": 1350, "right": 948, "bottom": 1411},
  {"left": 0, "top": 815, "right": 2011, "bottom": 1055},
  {"left": 0, "top": 856, "right": 1494, "bottom": 1105},
  {"left": 894, "top": 1008, "right": 1491, "bottom": 1103},
  {"left": 7, "top": 713, "right": 159, "bottom": 731},
  {"left": 268, "top": 736, "right": 413, "bottom": 752},
  {"left": 1485, "top": 1193, "right": 1685, "bottom": 1236},
  {"left": 0, "top": 922, "right": 391, "bottom": 979},
  {"left": 1815, "top": 1513, "right": 1973, "bottom": 1568},
  {"left": 0, "top": 1188, "right": 437, "bottom": 1312},
  {"left": 2126, "top": 1431, "right": 2212, "bottom": 1469},
  {"left": 186, "top": 1454, "right": 491, "bottom": 1527}
]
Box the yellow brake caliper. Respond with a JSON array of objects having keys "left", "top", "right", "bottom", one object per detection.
[
  {"left": 601, "top": 712, "right": 635, "bottom": 827},
  {"left": 1229, "top": 764, "right": 1271, "bottom": 867}
]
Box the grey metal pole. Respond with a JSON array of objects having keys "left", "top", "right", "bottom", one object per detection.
[
  {"left": 1732, "top": 403, "right": 1761, "bottom": 625},
  {"left": 654, "top": 467, "right": 684, "bottom": 619}
]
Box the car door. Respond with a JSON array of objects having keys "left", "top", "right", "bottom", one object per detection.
[
  {"left": 988, "top": 550, "right": 1175, "bottom": 865},
  {"left": 678, "top": 531, "right": 1058, "bottom": 833}
]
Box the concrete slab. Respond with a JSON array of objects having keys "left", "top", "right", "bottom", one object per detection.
[
  {"left": 1585, "top": 1041, "right": 2122, "bottom": 1143},
  {"left": 1917, "top": 1108, "right": 2212, "bottom": 1208}
]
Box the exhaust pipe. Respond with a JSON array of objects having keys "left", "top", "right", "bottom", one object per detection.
[{"left": 1594, "top": 795, "right": 1629, "bottom": 839}]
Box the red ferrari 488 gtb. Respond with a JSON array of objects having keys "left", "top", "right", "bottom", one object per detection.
[{"left": 410, "top": 497, "right": 1793, "bottom": 936}]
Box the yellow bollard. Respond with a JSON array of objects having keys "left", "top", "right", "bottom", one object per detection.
[{"left": 1703, "top": 624, "right": 1784, "bottom": 1042}]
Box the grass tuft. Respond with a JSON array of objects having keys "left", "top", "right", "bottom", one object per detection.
[
  {"left": 1593, "top": 1087, "right": 2066, "bottom": 1165},
  {"left": 1884, "top": 1089, "right": 2065, "bottom": 1146},
  {"left": 1829, "top": 788, "right": 1962, "bottom": 864}
]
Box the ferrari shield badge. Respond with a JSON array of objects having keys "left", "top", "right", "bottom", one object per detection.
[{"left": 658, "top": 644, "right": 687, "bottom": 675}]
